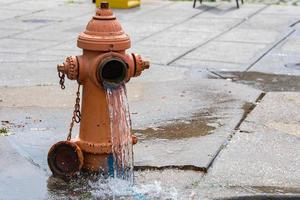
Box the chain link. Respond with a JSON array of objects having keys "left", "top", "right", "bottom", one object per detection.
[
  {"left": 67, "top": 84, "right": 81, "bottom": 141},
  {"left": 58, "top": 71, "right": 66, "bottom": 90}
]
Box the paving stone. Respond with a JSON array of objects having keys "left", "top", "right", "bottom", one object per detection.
[
  {"left": 128, "top": 8, "right": 201, "bottom": 24},
  {"left": 130, "top": 44, "right": 192, "bottom": 65},
  {"left": 280, "top": 37, "right": 300, "bottom": 52},
  {"left": 173, "top": 58, "right": 246, "bottom": 71},
  {"left": 0, "top": 137, "right": 48, "bottom": 200},
  {"left": 12, "top": 23, "right": 80, "bottom": 42},
  {"left": 0, "top": 18, "right": 52, "bottom": 31},
  {"left": 239, "top": 14, "right": 299, "bottom": 32},
  {"left": 0, "top": 63, "right": 58, "bottom": 87},
  {"left": 260, "top": 5, "right": 300, "bottom": 16},
  {"left": 0, "top": 29, "right": 22, "bottom": 39},
  {"left": 200, "top": 3, "right": 265, "bottom": 19},
  {"left": 0, "top": 0, "right": 65, "bottom": 11},
  {"left": 182, "top": 41, "right": 267, "bottom": 64},
  {"left": 172, "top": 17, "right": 240, "bottom": 33},
  {"left": 0, "top": 8, "right": 30, "bottom": 21},
  {"left": 204, "top": 130, "right": 300, "bottom": 187},
  {"left": 0, "top": 0, "right": 19, "bottom": 5},
  {"left": 249, "top": 52, "right": 300, "bottom": 76},
  {"left": 0, "top": 38, "right": 61, "bottom": 53},
  {"left": 0, "top": 52, "right": 62, "bottom": 63},
  {"left": 206, "top": 92, "right": 300, "bottom": 187},
  {"left": 240, "top": 92, "right": 300, "bottom": 136},
  {"left": 139, "top": 30, "right": 212, "bottom": 47},
  {"left": 17, "top": 3, "right": 94, "bottom": 21},
  {"left": 121, "top": 21, "right": 173, "bottom": 41},
  {"left": 217, "top": 28, "right": 280, "bottom": 44},
  {"left": 249, "top": 29, "right": 300, "bottom": 75}
]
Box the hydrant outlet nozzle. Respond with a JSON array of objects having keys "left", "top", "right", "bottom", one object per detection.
[
  {"left": 142, "top": 61, "right": 150, "bottom": 70},
  {"left": 131, "top": 53, "right": 150, "bottom": 77},
  {"left": 57, "top": 56, "right": 79, "bottom": 80}
]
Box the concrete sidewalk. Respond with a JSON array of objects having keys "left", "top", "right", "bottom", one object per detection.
[{"left": 0, "top": 0, "right": 299, "bottom": 199}]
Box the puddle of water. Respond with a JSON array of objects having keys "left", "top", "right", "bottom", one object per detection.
[
  {"left": 106, "top": 84, "right": 134, "bottom": 182},
  {"left": 133, "top": 113, "right": 218, "bottom": 141},
  {"left": 213, "top": 71, "right": 300, "bottom": 92},
  {"left": 249, "top": 186, "right": 300, "bottom": 194}
]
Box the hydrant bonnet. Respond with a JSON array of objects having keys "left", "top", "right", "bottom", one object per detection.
[{"left": 77, "top": 3, "right": 130, "bottom": 51}]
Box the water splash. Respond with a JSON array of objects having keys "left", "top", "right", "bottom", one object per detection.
[
  {"left": 89, "top": 177, "right": 178, "bottom": 200},
  {"left": 106, "top": 84, "right": 134, "bottom": 183}
]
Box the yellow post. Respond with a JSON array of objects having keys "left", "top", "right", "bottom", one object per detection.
[{"left": 96, "top": 0, "right": 140, "bottom": 9}]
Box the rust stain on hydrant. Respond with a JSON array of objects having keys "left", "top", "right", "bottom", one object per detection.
[{"left": 48, "top": 2, "right": 149, "bottom": 177}]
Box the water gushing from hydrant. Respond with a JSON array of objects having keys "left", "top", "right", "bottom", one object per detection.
[{"left": 106, "top": 84, "right": 134, "bottom": 183}]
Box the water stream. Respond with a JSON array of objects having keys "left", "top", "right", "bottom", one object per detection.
[{"left": 106, "top": 84, "right": 134, "bottom": 183}]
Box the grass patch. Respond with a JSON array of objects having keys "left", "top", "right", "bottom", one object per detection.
[{"left": 0, "top": 127, "right": 10, "bottom": 136}]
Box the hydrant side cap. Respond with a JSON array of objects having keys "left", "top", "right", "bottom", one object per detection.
[{"left": 77, "top": 5, "right": 130, "bottom": 51}]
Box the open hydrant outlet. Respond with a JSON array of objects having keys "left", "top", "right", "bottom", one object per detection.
[{"left": 97, "top": 57, "right": 128, "bottom": 88}]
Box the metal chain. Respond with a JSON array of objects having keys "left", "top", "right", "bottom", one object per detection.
[
  {"left": 67, "top": 84, "right": 81, "bottom": 141},
  {"left": 58, "top": 71, "right": 66, "bottom": 90}
]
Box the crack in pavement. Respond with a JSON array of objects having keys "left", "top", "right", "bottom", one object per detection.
[{"left": 204, "top": 92, "right": 266, "bottom": 173}]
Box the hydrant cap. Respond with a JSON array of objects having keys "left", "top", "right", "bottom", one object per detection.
[{"left": 77, "top": 2, "right": 131, "bottom": 51}]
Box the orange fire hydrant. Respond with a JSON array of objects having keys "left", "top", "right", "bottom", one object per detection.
[{"left": 47, "top": 2, "right": 149, "bottom": 177}]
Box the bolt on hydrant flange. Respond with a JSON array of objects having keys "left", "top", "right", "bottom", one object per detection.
[{"left": 47, "top": 2, "right": 149, "bottom": 178}]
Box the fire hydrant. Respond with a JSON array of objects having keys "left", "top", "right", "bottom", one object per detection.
[{"left": 47, "top": 2, "right": 149, "bottom": 177}]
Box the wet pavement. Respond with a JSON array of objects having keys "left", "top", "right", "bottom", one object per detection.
[{"left": 0, "top": 0, "right": 300, "bottom": 199}]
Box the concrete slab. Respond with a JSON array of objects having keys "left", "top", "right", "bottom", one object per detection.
[
  {"left": 172, "top": 17, "right": 240, "bottom": 33},
  {"left": 121, "top": 21, "right": 173, "bottom": 41},
  {"left": 207, "top": 93, "right": 300, "bottom": 188},
  {"left": 238, "top": 14, "right": 299, "bottom": 32},
  {"left": 217, "top": 28, "right": 280, "bottom": 44},
  {"left": 0, "top": 8, "right": 30, "bottom": 21},
  {"left": 0, "top": 38, "right": 60, "bottom": 53},
  {"left": 249, "top": 52, "right": 300, "bottom": 76},
  {"left": 138, "top": 30, "right": 212, "bottom": 47},
  {"left": 182, "top": 41, "right": 267, "bottom": 64},
  {"left": 0, "top": 0, "right": 65, "bottom": 11},
  {"left": 0, "top": 29, "right": 22, "bottom": 39},
  {"left": 249, "top": 28, "right": 300, "bottom": 75},
  {"left": 129, "top": 44, "right": 192, "bottom": 65},
  {"left": 0, "top": 18, "right": 53, "bottom": 32},
  {"left": 205, "top": 92, "right": 300, "bottom": 188},
  {"left": 260, "top": 5, "right": 300, "bottom": 16},
  {"left": 16, "top": 3, "right": 95, "bottom": 21},
  {"left": 0, "top": 137, "right": 48, "bottom": 200},
  {"left": 199, "top": 3, "right": 265, "bottom": 19},
  {"left": 281, "top": 38, "right": 300, "bottom": 52},
  {"left": 0, "top": 52, "right": 62, "bottom": 64},
  {"left": 172, "top": 58, "right": 246, "bottom": 71},
  {"left": 12, "top": 23, "right": 80, "bottom": 42},
  {"left": 240, "top": 92, "right": 300, "bottom": 135},
  {"left": 199, "top": 130, "right": 300, "bottom": 195},
  {"left": 128, "top": 5, "right": 201, "bottom": 24}
]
